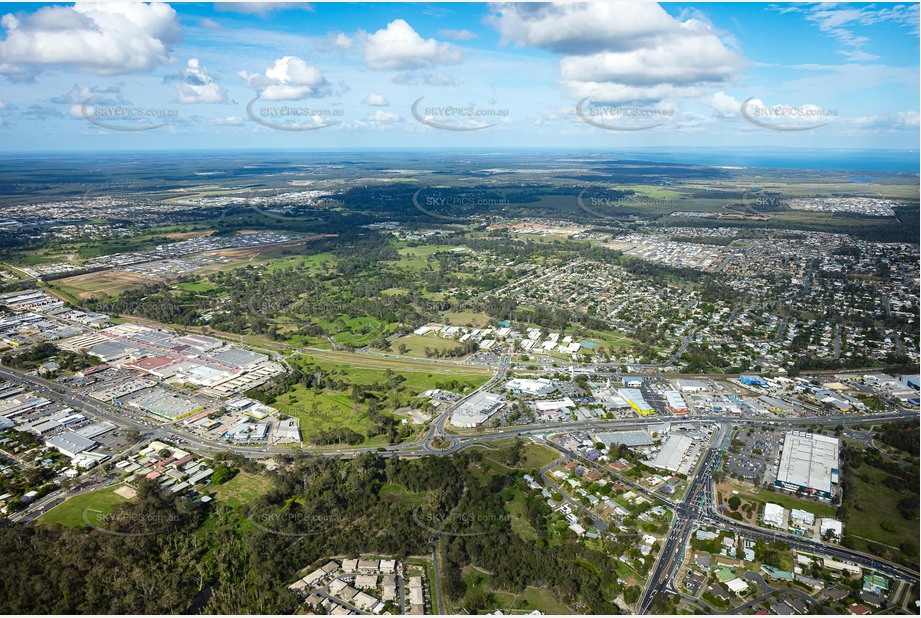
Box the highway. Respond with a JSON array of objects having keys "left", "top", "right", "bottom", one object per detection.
[{"left": 2, "top": 359, "right": 918, "bottom": 607}]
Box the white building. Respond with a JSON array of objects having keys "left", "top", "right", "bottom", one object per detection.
[
  {"left": 790, "top": 508, "right": 815, "bottom": 526},
  {"left": 820, "top": 518, "right": 843, "bottom": 538},
  {"left": 763, "top": 502, "right": 785, "bottom": 527}
]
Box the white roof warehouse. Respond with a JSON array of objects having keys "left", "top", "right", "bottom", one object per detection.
[{"left": 775, "top": 431, "right": 839, "bottom": 500}]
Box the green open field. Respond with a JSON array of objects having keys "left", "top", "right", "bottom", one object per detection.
[
  {"left": 316, "top": 315, "right": 391, "bottom": 347},
  {"left": 296, "top": 351, "right": 492, "bottom": 382},
  {"left": 40, "top": 486, "right": 127, "bottom": 527},
  {"left": 443, "top": 311, "right": 493, "bottom": 327},
  {"left": 212, "top": 472, "right": 274, "bottom": 508},
  {"left": 844, "top": 464, "right": 918, "bottom": 559},
  {"left": 717, "top": 481, "right": 836, "bottom": 519},
  {"left": 389, "top": 334, "right": 470, "bottom": 358},
  {"left": 455, "top": 565, "right": 573, "bottom": 615}
]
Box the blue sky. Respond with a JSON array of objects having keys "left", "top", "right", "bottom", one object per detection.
[{"left": 0, "top": 1, "right": 917, "bottom": 151}]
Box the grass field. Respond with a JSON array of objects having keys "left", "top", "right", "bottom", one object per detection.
[
  {"left": 388, "top": 334, "right": 470, "bottom": 358},
  {"left": 56, "top": 270, "right": 160, "bottom": 299},
  {"left": 212, "top": 472, "right": 274, "bottom": 508},
  {"left": 717, "top": 481, "right": 836, "bottom": 519},
  {"left": 456, "top": 565, "right": 573, "bottom": 615},
  {"left": 443, "top": 311, "right": 493, "bottom": 327},
  {"left": 296, "top": 351, "right": 492, "bottom": 381},
  {"left": 40, "top": 486, "right": 127, "bottom": 527},
  {"left": 843, "top": 464, "right": 918, "bottom": 559},
  {"left": 316, "top": 315, "right": 391, "bottom": 347}
]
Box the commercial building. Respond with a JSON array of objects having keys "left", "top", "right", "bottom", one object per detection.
[
  {"left": 820, "top": 518, "right": 843, "bottom": 538},
  {"left": 617, "top": 388, "right": 654, "bottom": 416},
  {"left": 675, "top": 379, "right": 706, "bottom": 393},
  {"left": 775, "top": 431, "right": 839, "bottom": 500},
  {"left": 503, "top": 378, "right": 556, "bottom": 396},
  {"left": 595, "top": 430, "right": 653, "bottom": 448},
  {"left": 763, "top": 502, "right": 785, "bottom": 527},
  {"left": 450, "top": 391, "right": 505, "bottom": 428},
  {"left": 46, "top": 431, "right": 97, "bottom": 458},
  {"left": 740, "top": 375, "right": 769, "bottom": 387},
  {"left": 664, "top": 390, "right": 689, "bottom": 414},
  {"left": 650, "top": 434, "right": 694, "bottom": 473}
]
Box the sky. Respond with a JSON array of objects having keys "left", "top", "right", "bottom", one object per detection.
[{"left": 0, "top": 1, "right": 918, "bottom": 152}]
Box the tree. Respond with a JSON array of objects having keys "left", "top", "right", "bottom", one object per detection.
[{"left": 728, "top": 495, "right": 742, "bottom": 511}]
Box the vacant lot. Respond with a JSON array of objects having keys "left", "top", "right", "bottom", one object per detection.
[
  {"left": 40, "top": 487, "right": 127, "bottom": 527},
  {"left": 212, "top": 472, "right": 274, "bottom": 509}
]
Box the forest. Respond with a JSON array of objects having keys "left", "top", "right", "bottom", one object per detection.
[{"left": 0, "top": 448, "right": 624, "bottom": 614}]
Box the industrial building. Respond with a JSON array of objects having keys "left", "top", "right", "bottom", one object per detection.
[
  {"left": 675, "top": 379, "right": 706, "bottom": 393},
  {"left": 595, "top": 430, "right": 653, "bottom": 448},
  {"left": 617, "top": 388, "right": 654, "bottom": 416},
  {"left": 450, "top": 391, "right": 505, "bottom": 428},
  {"left": 503, "top": 378, "right": 556, "bottom": 396},
  {"left": 46, "top": 431, "right": 97, "bottom": 458},
  {"left": 664, "top": 390, "right": 689, "bottom": 414},
  {"left": 740, "top": 375, "right": 769, "bottom": 387},
  {"left": 775, "top": 431, "right": 839, "bottom": 500},
  {"left": 650, "top": 434, "right": 695, "bottom": 473}
]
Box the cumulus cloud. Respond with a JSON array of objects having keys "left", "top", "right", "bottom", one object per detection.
[
  {"left": 488, "top": 3, "right": 745, "bottom": 103},
  {"left": 707, "top": 91, "right": 741, "bottom": 118},
  {"left": 238, "top": 56, "right": 332, "bottom": 100},
  {"left": 364, "top": 19, "right": 462, "bottom": 70},
  {"left": 362, "top": 92, "right": 389, "bottom": 106},
  {"left": 51, "top": 83, "right": 123, "bottom": 106},
  {"left": 438, "top": 28, "right": 477, "bottom": 41},
  {"left": 0, "top": 2, "right": 181, "bottom": 75},
  {"left": 170, "top": 58, "right": 227, "bottom": 104}
]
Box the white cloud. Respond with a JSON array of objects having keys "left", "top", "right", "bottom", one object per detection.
[
  {"left": 392, "top": 71, "right": 457, "bottom": 87},
  {"left": 200, "top": 18, "right": 221, "bottom": 30},
  {"left": 364, "top": 110, "right": 401, "bottom": 123},
  {"left": 773, "top": 4, "right": 919, "bottom": 62},
  {"left": 238, "top": 56, "right": 331, "bottom": 100},
  {"left": 707, "top": 91, "right": 741, "bottom": 118},
  {"left": 215, "top": 3, "right": 313, "bottom": 16},
  {"left": 364, "top": 19, "right": 462, "bottom": 70},
  {"left": 51, "top": 83, "right": 123, "bottom": 106},
  {"left": 488, "top": 3, "right": 745, "bottom": 103},
  {"left": 438, "top": 29, "right": 477, "bottom": 41},
  {"left": 362, "top": 92, "right": 390, "bottom": 106},
  {"left": 0, "top": 2, "right": 181, "bottom": 75},
  {"left": 209, "top": 115, "right": 244, "bottom": 126},
  {"left": 173, "top": 58, "right": 227, "bottom": 104}
]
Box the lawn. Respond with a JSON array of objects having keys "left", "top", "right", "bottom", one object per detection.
[
  {"left": 443, "top": 311, "right": 494, "bottom": 327},
  {"left": 315, "top": 315, "right": 391, "bottom": 347},
  {"left": 174, "top": 281, "right": 214, "bottom": 293},
  {"left": 844, "top": 465, "right": 919, "bottom": 560},
  {"left": 717, "top": 481, "right": 837, "bottom": 519},
  {"left": 212, "top": 471, "right": 274, "bottom": 508},
  {"left": 40, "top": 486, "right": 127, "bottom": 527},
  {"left": 388, "top": 334, "right": 470, "bottom": 358},
  {"left": 456, "top": 566, "right": 573, "bottom": 615}
]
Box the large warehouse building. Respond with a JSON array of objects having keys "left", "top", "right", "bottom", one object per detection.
[{"left": 774, "top": 431, "right": 840, "bottom": 500}]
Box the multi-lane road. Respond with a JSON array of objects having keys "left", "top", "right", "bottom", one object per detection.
[{"left": 2, "top": 359, "right": 918, "bottom": 613}]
